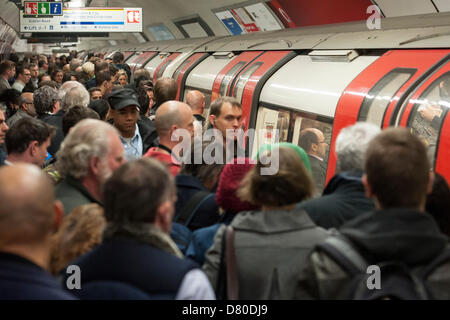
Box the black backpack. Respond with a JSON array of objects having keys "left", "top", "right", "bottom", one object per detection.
[
  {"left": 316, "top": 236, "right": 450, "bottom": 300},
  {"left": 170, "top": 191, "right": 213, "bottom": 254}
]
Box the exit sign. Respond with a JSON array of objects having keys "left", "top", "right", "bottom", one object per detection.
[{"left": 24, "top": 2, "right": 62, "bottom": 17}]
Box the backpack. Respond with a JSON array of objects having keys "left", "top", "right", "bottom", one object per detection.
[
  {"left": 316, "top": 235, "right": 450, "bottom": 300},
  {"left": 170, "top": 191, "right": 214, "bottom": 254}
]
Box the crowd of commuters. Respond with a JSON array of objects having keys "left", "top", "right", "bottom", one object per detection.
[{"left": 0, "top": 50, "right": 449, "bottom": 300}]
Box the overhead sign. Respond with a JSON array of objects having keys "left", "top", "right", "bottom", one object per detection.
[
  {"left": 20, "top": 7, "right": 143, "bottom": 33},
  {"left": 24, "top": 2, "right": 63, "bottom": 17}
]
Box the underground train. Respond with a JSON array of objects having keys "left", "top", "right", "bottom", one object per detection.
[{"left": 83, "top": 12, "right": 450, "bottom": 187}]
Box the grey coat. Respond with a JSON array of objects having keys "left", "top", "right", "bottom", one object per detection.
[{"left": 203, "top": 208, "right": 329, "bottom": 299}]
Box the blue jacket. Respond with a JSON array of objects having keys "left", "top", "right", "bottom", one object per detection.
[
  {"left": 63, "top": 237, "right": 198, "bottom": 300},
  {"left": 175, "top": 175, "right": 221, "bottom": 231},
  {"left": 0, "top": 252, "right": 76, "bottom": 300}
]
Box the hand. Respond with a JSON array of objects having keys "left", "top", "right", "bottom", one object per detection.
[{"left": 419, "top": 105, "right": 440, "bottom": 122}]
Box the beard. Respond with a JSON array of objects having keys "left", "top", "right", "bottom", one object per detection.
[{"left": 97, "top": 159, "right": 113, "bottom": 188}]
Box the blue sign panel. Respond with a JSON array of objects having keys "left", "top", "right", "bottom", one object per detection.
[
  {"left": 49, "top": 2, "right": 62, "bottom": 15},
  {"left": 222, "top": 17, "right": 243, "bottom": 35}
]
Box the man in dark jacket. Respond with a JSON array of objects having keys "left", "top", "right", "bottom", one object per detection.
[
  {"left": 298, "top": 128, "right": 328, "bottom": 195},
  {"left": 108, "top": 88, "right": 157, "bottom": 161},
  {"left": 62, "top": 158, "right": 214, "bottom": 299},
  {"left": 55, "top": 119, "right": 125, "bottom": 215},
  {"left": 34, "top": 85, "right": 64, "bottom": 157},
  {"left": 305, "top": 128, "right": 450, "bottom": 300},
  {"left": 297, "top": 122, "right": 380, "bottom": 229},
  {"left": 0, "top": 164, "right": 74, "bottom": 299}
]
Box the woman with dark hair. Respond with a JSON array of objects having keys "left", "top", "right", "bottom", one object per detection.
[{"left": 203, "top": 146, "right": 329, "bottom": 299}]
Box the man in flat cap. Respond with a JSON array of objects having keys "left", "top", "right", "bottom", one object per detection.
[{"left": 108, "top": 88, "right": 157, "bottom": 161}]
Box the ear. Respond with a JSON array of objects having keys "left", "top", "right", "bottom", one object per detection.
[
  {"left": 28, "top": 140, "right": 39, "bottom": 157},
  {"left": 89, "top": 156, "right": 102, "bottom": 177},
  {"left": 209, "top": 115, "right": 216, "bottom": 127},
  {"left": 53, "top": 100, "right": 60, "bottom": 113},
  {"left": 362, "top": 174, "right": 374, "bottom": 199},
  {"left": 427, "top": 171, "right": 435, "bottom": 195},
  {"left": 52, "top": 200, "right": 64, "bottom": 232},
  {"left": 155, "top": 200, "right": 173, "bottom": 234}
]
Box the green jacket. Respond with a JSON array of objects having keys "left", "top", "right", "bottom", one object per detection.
[{"left": 55, "top": 175, "right": 102, "bottom": 215}]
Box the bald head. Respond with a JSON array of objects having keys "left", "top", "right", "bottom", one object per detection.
[
  {"left": 155, "top": 101, "right": 194, "bottom": 142},
  {"left": 0, "top": 164, "right": 56, "bottom": 245},
  {"left": 185, "top": 90, "right": 205, "bottom": 115}
]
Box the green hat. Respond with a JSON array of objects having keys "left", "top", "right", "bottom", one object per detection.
[{"left": 256, "top": 142, "right": 312, "bottom": 174}]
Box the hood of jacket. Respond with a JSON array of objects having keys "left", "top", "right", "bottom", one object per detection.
[
  {"left": 340, "top": 208, "right": 448, "bottom": 266},
  {"left": 232, "top": 208, "right": 319, "bottom": 234}
]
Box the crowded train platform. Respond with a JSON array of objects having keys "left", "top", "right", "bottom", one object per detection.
[{"left": 1, "top": 0, "right": 450, "bottom": 302}]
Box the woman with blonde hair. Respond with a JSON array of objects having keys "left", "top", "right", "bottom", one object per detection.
[
  {"left": 117, "top": 70, "right": 128, "bottom": 86},
  {"left": 50, "top": 203, "right": 106, "bottom": 275},
  {"left": 203, "top": 146, "right": 329, "bottom": 299}
]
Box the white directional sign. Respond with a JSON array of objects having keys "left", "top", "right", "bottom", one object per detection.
[{"left": 20, "top": 7, "right": 143, "bottom": 33}]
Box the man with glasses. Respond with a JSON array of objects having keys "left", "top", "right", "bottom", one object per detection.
[
  {"left": 6, "top": 92, "right": 36, "bottom": 128},
  {"left": 12, "top": 66, "right": 31, "bottom": 93}
]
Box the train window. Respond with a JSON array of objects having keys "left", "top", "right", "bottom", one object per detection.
[
  {"left": 233, "top": 62, "right": 263, "bottom": 103},
  {"left": 252, "top": 104, "right": 332, "bottom": 196},
  {"left": 219, "top": 62, "right": 246, "bottom": 97},
  {"left": 407, "top": 72, "right": 450, "bottom": 169},
  {"left": 358, "top": 69, "right": 415, "bottom": 126}
]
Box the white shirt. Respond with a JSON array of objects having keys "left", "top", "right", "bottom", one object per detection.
[{"left": 175, "top": 269, "right": 216, "bottom": 300}]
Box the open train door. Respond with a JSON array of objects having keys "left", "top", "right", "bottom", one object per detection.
[
  {"left": 228, "top": 51, "right": 297, "bottom": 131},
  {"left": 126, "top": 51, "right": 158, "bottom": 74},
  {"left": 172, "top": 53, "right": 209, "bottom": 101},
  {"left": 211, "top": 51, "right": 264, "bottom": 103},
  {"left": 393, "top": 54, "right": 450, "bottom": 182},
  {"left": 153, "top": 52, "right": 181, "bottom": 83},
  {"left": 330, "top": 50, "right": 450, "bottom": 182}
]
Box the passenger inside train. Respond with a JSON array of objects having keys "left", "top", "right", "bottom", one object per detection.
[{"left": 2, "top": 0, "right": 450, "bottom": 302}]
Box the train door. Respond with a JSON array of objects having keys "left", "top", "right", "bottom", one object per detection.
[
  {"left": 171, "top": 53, "right": 209, "bottom": 101},
  {"left": 393, "top": 55, "right": 450, "bottom": 182},
  {"left": 211, "top": 51, "right": 264, "bottom": 102},
  {"left": 183, "top": 53, "right": 239, "bottom": 120},
  {"left": 153, "top": 52, "right": 181, "bottom": 83},
  {"left": 228, "top": 51, "right": 297, "bottom": 131},
  {"left": 143, "top": 53, "right": 169, "bottom": 80},
  {"left": 331, "top": 50, "right": 450, "bottom": 182},
  {"left": 257, "top": 53, "right": 379, "bottom": 195},
  {"left": 126, "top": 51, "right": 158, "bottom": 74},
  {"left": 123, "top": 51, "right": 136, "bottom": 62}
]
